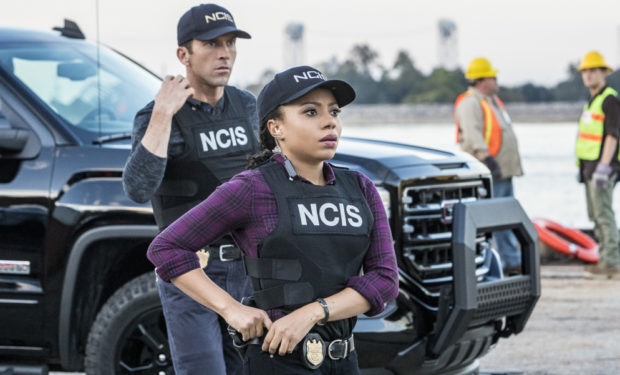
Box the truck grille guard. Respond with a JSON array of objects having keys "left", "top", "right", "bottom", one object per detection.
[
  {"left": 401, "top": 180, "right": 492, "bottom": 295},
  {"left": 428, "top": 197, "right": 541, "bottom": 356}
]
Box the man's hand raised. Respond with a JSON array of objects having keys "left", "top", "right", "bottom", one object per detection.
[
  {"left": 153, "top": 75, "right": 194, "bottom": 116},
  {"left": 142, "top": 75, "right": 194, "bottom": 157}
]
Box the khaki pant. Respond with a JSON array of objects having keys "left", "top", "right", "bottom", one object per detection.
[{"left": 585, "top": 173, "right": 620, "bottom": 267}]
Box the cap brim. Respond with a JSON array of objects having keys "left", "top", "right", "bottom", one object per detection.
[
  {"left": 467, "top": 69, "right": 498, "bottom": 80},
  {"left": 194, "top": 26, "right": 251, "bottom": 41},
  {"left": 577, "top": 65, "right": 612, "bottom": 72},
  {"left": 281, "top": 79, "right": 356, "bottom": 108}
]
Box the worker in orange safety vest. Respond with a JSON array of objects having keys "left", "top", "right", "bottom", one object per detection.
[{"left": 454, "top": 57, "right": 523, "bottom": 275}]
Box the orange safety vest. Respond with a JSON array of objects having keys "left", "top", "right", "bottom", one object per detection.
[{"left": 454, "top": 91, "right": 504, "bottom": 157}]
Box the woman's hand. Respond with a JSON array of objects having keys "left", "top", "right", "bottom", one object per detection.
[
  {"left": 221, "top": 302, "right": 272, "bottom": 342},
  {"left": 262, "top": 302, "right": 324, "bottom": 356},
  {"left": 171, "top": 269, "right": 272, "bottom": 342}
]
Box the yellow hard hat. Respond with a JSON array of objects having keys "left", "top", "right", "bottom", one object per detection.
[
  {"left": 465, "top": 57, "right": 498, "bottom": 80},
  {"left": 577, "top": 51, "right": 612, "bottom": 72}
]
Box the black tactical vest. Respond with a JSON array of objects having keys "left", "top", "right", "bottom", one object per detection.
[
  {"left": 152, "top": 87, "right": 259, "bottom": 229},
  {"left": 245, "top": 161, "right": 374, "bottom": 339}
]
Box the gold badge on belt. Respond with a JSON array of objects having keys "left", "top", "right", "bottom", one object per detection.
[
  {"left": 301, "top": 333, "right": 326, "bottom": 370},
  {"left": 196, "top": 249, "right": 210, "bottom": 268},
  {"left": 306, "top": 338, "right": 323, "bottom": 365}
]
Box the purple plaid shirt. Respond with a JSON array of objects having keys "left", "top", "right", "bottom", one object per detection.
[{"left": 147, "top": 154, "right": 398, "bottom": 316}]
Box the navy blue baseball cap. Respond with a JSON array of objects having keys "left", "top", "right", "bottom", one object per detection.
[
  {"left": 258, "top": 66, "right": 356, "bottom": 122},
  {"left": 177, "top": 3, "right": 251, "bottom": 46}
]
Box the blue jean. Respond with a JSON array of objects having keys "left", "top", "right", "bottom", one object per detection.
[
  {"left": 493, "top": 178, "right": 521, "bottom": 269},
  {"left": 157, "top": 258, "right": 253, "bottom": 375}
]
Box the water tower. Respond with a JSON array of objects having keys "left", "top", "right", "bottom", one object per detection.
[
  {"left": 617, "top": 25, "right": 620, "bottom": 69},
  {"left": 283, "top": 23, "right": 305, "bottom": 68},
  {"left": 437, "top": 19, "right": 458, "bottom": 70}
]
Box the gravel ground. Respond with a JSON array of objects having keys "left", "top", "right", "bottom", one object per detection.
[{"left": 479, "top": 264, "right": 620, "bottom": 375}]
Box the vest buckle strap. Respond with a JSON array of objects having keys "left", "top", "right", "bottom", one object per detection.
[
  {"left": 243, "top": 256, "right": 302, "bottom": 280},
  {"left": 253, "top": 282, "right": 314, "bottom": 310}
]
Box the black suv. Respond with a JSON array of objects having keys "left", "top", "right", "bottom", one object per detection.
[{"left": 0, "top": 22, "right": 540, "bottom": 375}]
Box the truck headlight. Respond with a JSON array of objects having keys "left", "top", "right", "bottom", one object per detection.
[{"left": 375, "top": 186, "right": 391, "bottom": 219}]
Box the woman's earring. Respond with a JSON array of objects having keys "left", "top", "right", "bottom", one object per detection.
[{"left": 272, "top": 128, "right": 282, "bottom": 152}]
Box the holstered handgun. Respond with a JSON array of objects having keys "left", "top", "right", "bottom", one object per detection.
[{"left": 227, "top": 296, "right": 259, "bottom": 355}]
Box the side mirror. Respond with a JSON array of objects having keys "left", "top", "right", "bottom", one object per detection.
[
  {"left": 57, "top": 61, "right": 96, "bottom": 81},
  {"left": 0, "top": 128, "right": 30, "bottom": 153}
]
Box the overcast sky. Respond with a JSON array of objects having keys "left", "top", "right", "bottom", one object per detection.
[{"left": 1, "top": 0, "right": 620, "bottom": 87}]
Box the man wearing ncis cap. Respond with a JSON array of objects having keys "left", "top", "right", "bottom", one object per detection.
[
  {"left": 454, "top": 57, "right": 523, "bottom": 275},
  {"left": 576, "top": 51, "right": 620, "bottom": 280},
  {"left": 122, "top": 3, "right": 259, "bottom": 374}
]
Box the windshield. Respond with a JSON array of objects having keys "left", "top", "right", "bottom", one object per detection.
[{"left": 0, "top": 40, "right": 160, "bottom": 141}]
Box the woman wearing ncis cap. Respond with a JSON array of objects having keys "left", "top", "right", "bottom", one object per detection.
[{"left": 147, "top": 65, "right": 398, "bottom": 373}]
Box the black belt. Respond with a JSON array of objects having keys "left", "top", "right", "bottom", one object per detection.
[
  {"left": 231, "top": 331, "right": 355, "bottom": 369},
  {"left": 206, "top": 244, "right": 242, "bottom": 262},
  {"left": 322, "top": 334, "right": 355, "bottom": 360}
]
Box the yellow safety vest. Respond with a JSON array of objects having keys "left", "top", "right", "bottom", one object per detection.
[{"left": 576, "top": 86, "right": 618, "bottom": 161}]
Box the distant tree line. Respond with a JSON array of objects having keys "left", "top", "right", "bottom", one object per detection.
[{"left": 247, "top": 44, "right": 620, "bottom": 104}]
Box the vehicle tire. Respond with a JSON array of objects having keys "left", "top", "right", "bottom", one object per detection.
[{"left": 85, "top": 272, "right": 174, "bottom": 375}]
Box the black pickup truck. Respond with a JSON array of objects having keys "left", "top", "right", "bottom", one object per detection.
[{"left": 0, "top": 22, "right": 540, "bottom": 375}]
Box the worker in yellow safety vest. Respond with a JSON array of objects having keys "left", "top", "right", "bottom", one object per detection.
[
  {"left": 576, "top": 51, "right": 620, "bottom": 280},
  {"left": 454, "top": 57, "right": 523, "bottom": 275}
]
